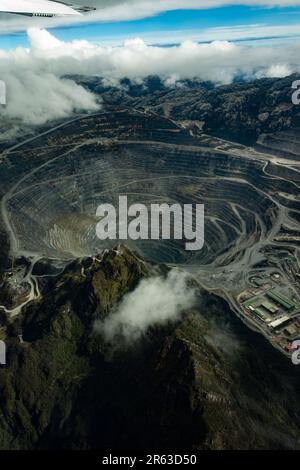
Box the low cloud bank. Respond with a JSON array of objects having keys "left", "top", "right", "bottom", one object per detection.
[
  {"left": 2, "top": 71, "right": 99, "bottom": 125},
  {"left": 95, "top": 269, "right": 197, "bottom": 344},
  {"left": 1, "top": 27, "right": 300, "bottom": 128}
]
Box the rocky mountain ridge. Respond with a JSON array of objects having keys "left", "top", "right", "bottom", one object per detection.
[{"left": 0, "top": 247, "right": 300, "bottom": 449}]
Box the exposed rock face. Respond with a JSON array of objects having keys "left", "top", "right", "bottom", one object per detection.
[
  {"left": 0, "top": 247, "right": 300, "bottom": 450},
  {"left": 76, "top": 74, "right": 300, "bottom": 145},
  {"left": 0, "top": 276, "right": 31, "bottom": 311}
]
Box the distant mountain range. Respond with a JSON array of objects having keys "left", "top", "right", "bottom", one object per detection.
[{"left": 72, "top": 73, "right": 300, "bottom": 145}]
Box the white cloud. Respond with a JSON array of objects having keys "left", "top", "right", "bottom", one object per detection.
[
  {"left": 265, "top": 64, "right": 293, "bottom": 77},
  {"left": 0, "top": 29, "right": 101, "bottom": 127},
  {"left": 23, "top": 28, "right": 300, "bottom": 83},
  {"left": 4, "top": 71, "right": 99, "bottom": 125},
  {"left": 1, "top": 27, "right": 299, "bottom": 129},
  {"left": 2, "top": 0, "right": 300, "bottom": 34},
  {"left": 95, "top": 269, "right": 197, "bottom": 344}
]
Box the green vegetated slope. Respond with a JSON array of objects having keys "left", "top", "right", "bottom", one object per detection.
[{"left": 0, "top": 246, "right": 299, "bottom": 450}]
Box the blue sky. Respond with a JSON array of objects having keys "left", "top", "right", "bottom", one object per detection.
[{"left": 1, "top": 4, "right": 300, "bottom": 49}]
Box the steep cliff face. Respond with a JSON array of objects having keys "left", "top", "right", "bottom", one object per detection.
[{"left": 0, "top": 247, "right": 300, "bottom": 450}]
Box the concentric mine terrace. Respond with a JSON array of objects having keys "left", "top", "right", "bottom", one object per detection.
[{"left": 1, "top": 109, "right": 300, "bottom": 356}]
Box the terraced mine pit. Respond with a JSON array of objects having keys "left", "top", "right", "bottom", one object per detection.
[
  {"left": 5, "top": 141, "right": 279, "bottom": 267},
  {"left": 1, "top": 109, "right": 300, "bottom": 354}
]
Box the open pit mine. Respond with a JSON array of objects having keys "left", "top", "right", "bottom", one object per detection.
[{"left": 0, "top": 103, "right": 299, "bottom": 359}]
